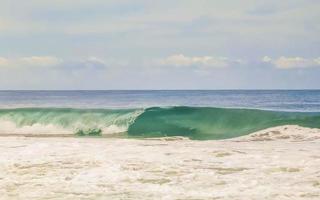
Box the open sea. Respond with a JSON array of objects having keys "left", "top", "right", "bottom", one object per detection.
[{"left": 0, "top": 90, "right": 319, "bottom": 140}]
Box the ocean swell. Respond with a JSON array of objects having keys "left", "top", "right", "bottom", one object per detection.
[{"left": 0, "top": 107, "right": 319, "bottom": 139}]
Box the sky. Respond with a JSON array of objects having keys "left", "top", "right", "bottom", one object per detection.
[{"left": 0, "top": 0, "right": 319, "bottom": 89}]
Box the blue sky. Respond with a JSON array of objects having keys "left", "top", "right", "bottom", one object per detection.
[{"left": 0, "top": 0, "right": 319, "bottom": 89}]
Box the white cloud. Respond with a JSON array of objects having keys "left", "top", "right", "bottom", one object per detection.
[
  {"left": 86, "top": 57, "right": 106, "bottom": 64},
  {"left": 0, "top": 57, "right": 9, "bottom": 67},
  {"left": 80, "top": 57, "right": 107, "bottom": 69},
  {"left": 262, "top": 56, "right": 272, "bottom": 63},
  {"left": 159, "top": 54, "right": 232, "bottom": 68},
  {"left": 314, "top": 57, "right": 320, "bottom": 65},
  {"left": 274, "top": 57, "right": 311, "bottom": 69},
  {"left": 0, "top": 56, "right": 111, "bottom": 70},
  {"left": 0, "top": 56, "right": 62, "bottom": 68},
  {"left": 19, "top": 56, "right": 62, "bottom": 67},
  {"left": 262, "top": 56, "right": 320, "bottom": 69}
]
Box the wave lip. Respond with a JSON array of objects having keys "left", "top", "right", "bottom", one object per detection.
[
  {"left": 0, "top": 108, "right": 143, "bottom": 136},
  {"left": 0, "top": 106, "right": 319, "bottom": 140}
]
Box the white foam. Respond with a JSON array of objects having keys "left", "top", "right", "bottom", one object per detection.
[
  {"left": 0, "top": 120, "right": 129, "bottom": 136},
  {"left": 0, "top": 120, "right": 72, "bottom": 135},
  {"left": 101, "top": 125, "right": 127, "bottom": 135},
  {"left": 0, "top": 125, "right": 319, "bottom": 199}
]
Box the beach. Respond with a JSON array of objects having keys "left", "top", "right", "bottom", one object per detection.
[{"left": 1, "top": 125, "right": 319, "bottom": 200}]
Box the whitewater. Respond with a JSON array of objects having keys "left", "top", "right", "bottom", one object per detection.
[{"left": 1, "top": 125, "right": 320, "bottom": 199}]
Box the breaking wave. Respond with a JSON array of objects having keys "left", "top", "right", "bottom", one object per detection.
[
  {"left": 0, "top": 107, "right": 319, "bottom": 140},
  {"left": 0, "top": 108, "right": 142, "bottom": 136}
]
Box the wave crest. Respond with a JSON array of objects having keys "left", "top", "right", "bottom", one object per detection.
[{"left": 0, "top": 108, "right": 143, "bottom": 136}]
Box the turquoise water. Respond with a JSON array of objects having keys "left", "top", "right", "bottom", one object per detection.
[
  {"left": 0, "top": 90, "right": 319, "bottom": 139},
  {"left": 0, "top": 106, "right": 319, "bottom": 140},
  {"left": 129, "top": 107, "right": 320, "bottom": 140}
]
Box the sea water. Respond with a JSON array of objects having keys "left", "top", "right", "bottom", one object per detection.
[{"left": 0, "top": 90, "right": 319, "bottom": 139}]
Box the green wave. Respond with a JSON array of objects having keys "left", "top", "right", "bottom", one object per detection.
[
  {"left": 128, "top": 107, "right": 320, "bottom": 140},
  {"left": 0, "top": 107, "right": 319, "bottom": 139}
]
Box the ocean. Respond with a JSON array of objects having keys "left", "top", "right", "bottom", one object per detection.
[{"left": 0, "top": 90, "right": 319, "bottom": 140}]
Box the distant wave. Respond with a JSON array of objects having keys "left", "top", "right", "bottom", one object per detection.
[{"left": 0, "top": 107, "right": 319, "bottom": 140}]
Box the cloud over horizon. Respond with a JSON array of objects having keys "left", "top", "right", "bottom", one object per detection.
[
  {"left": 262, "top": 56, "right": 320, "bottom": 69},
  {"left": 0, "top": 56, "right": 108, "bottom": 70},
  {"left": 0, "top": 56, "right": 62, "bottom": 68},
  {"left": 158, "top": 54, "right": 232, "bottom": 68}
]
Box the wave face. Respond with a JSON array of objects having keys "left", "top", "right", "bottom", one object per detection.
[
  {"left": 0, "top": 107, "right": 319, "bottom": 139},
  {"left": 128, "top": 107, "right": 320, "bottom": 140}
]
